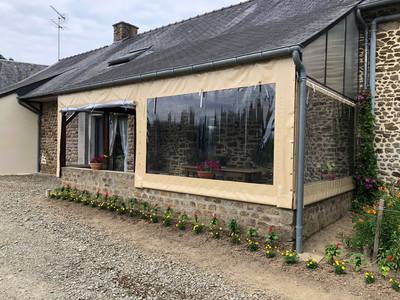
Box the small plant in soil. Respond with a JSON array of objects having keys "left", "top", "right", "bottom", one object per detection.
[
  {"left": 334, "top": 260, "right": 347, "bottom": 275},
  {"left": 390, "top": 278, "right": 400, "bottom": 292},
  {"left": 192, "top": 215, "right": 205, "bottom": 234},
  {"left": 305, "top": 258, "right": 319, "bottom": 270},
  {"left": 265, "top": 226, "right": 279, "bottom": 246},
  {"left": 116, "top": 200, "right": 127, "bottom": 215},
  {"left": 127, "top": 198, "right": 139, "bottom": 217},
  {"left": 264, "top": 244, "right": 277, "bottom": 258},
  {"left": 246, "top": 228, "right": 259, "bottom": 252},
  {"left": 176, "top": 214, "right": 189, "bottom": 230},
  {"left": 364, "top": 272, "right": 376, "bottom": 284},
  {"left": 282, "top": 250, "right": 299, "bottom": 264},
  {"left": 107, "top": 195, "right": 120, "bottom": 211},
  {"left": 90, "top": 196, "right": 98, "bottom": 207},
  {"left": 228, "top": 219, "right": 241, "bottom": 244},
  {"left": 163, "top": 207, "right": 173, "bottom": 227},
  {"left": 209, "top": 215, "right": 223, "bottom": 239},
  {"left": 148, "top": 206, "right": 159, "bottom": 223},
  {"left": 325, "top": 243, "right": 342, "bottom": 265},
  {"left": 140, "top": 202, "right": 150, "bottom": 220},
  {"left": 349, "top": 252, "right": 366, "bottom": 272}
]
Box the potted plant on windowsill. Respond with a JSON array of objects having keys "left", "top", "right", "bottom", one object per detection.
[
  {"left": 90, "top": 155, "right": 105, "bottom": 171},
  {"left": 321, "top": 162, "right": 336, "bottom": 181},
  {"left": 196, "top": 160, "right": 220, "bottom": 179}
]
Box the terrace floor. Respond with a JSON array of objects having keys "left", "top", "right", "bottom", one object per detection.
[{"left": 0, "top": 175, "right": 395, "bottom": 299}]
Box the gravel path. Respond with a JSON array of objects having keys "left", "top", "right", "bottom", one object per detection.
[
  {"left": 0, "top": 175, "right": 276, "bottom": 300},
  {"left": 0, "top": 175, "right": 396, "bottom": 300}
]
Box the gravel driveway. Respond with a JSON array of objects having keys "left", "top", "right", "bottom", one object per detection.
[
  {"left": 0, "top": 175, "right": 276, "bottom": 300},
  {"left": 1, "top": 175, "right": 395, "bottom": 300}
]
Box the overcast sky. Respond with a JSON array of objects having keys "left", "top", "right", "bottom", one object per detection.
[{"left": 0, "top": 0, "right": 240, "bottom": 65}]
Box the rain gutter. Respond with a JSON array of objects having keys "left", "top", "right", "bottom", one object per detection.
[
  {"left": 370, "top": 13, "right": 400, "bottom": 112},
  {"left": 292, "top": 50, "right": 307, "bottom": 254},
  {"left": 359, "top": 0, "right": 400, "bottom": 10}
]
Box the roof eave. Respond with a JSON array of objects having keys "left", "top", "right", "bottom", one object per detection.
[{"left": 20, "top": 45, "right": 301, "bottom": 100}]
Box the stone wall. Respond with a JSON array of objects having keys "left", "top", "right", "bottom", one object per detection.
[
  {"left": 60, "top": 166, "right": 352, "bottom": 242},
  {"left": 127, "top": 114, "right": 136, "bottom": 172},
  {"left": 303, "top": 191, "right": 353, "bottom": 238},
  {"left": 374, "top": 21, "right": 400, "bottom": 182},
  {"left": 66, "top": 115, "right": 78, "bottom": 165},
  {"left": 304, "top": 89, "right": 355, "bottom": 183},
  {"left": 359, "top": 7, "right": 400, "bottom": 183},
  {"left": 61, "top": 167, "right": 135, "bottom": 198},
  {"left": 40, "top": 102, "right": 58, "bottom": 175}
]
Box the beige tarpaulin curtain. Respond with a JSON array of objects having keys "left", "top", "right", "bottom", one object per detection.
[{"left": 58, "top": 57, "right": 296, "bottom": 209}]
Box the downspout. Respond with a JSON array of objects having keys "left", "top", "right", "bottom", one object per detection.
[
  {"left": 292, "top": 50, "right": 307, "bottom": 253},
  {"left": 356, "top": 9, "right": 369, "bottom": 90},
  {"left": 18, "top": 99, "right": 42, "bottom": 173},
  {"left": 370, "top": 13, "right": 400, "bottom": 112}
]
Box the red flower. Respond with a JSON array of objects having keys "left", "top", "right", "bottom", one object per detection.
[
  {"left": 268, "top": 226, "right": 274, "bottom": 233},
  {"left": 336, "top": 243, "right": 341, "bottom": 249},
  {"left": 387, "top": 255, "right": 394, "bottom": 262},
  {"left": 104, "top": 192, "right": 109, "bottom": 199}
]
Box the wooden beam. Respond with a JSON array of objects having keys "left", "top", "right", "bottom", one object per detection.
[{"left": 66, "top": 112, "right": 78, "bottom": 126}]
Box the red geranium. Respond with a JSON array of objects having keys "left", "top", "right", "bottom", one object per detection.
[
  {"left": 197, "top": 160, "right": 221, "bottom": 172},
  {"left": 90, "top": 155, "right": 105, "bottom": 164}
]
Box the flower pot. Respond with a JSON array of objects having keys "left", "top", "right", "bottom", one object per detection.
[
  {"left": 90, "top": 163, "right": 103, "bottom": 170},
  {"left": 321, "top": 172, "right": 336, "bottom": 181},
  {"left": 197, "top": 170, "right": 214, "bottom": 179}
]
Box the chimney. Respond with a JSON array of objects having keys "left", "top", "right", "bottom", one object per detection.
[{"left": 113, "top": 21, "right": 139, "bottom": 42}]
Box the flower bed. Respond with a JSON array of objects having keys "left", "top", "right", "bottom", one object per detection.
[{"left": 48, "top": 185, "right": 400, "bottom": 293}]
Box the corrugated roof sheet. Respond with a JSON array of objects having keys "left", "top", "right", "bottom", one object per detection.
[
  {"left": 0, "top": 59, "right": 47, "bottom": 90},
  {"left": 1, "top": 0, "right": 363, "bottom": 99}
]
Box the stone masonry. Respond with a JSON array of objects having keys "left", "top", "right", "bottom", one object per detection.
[
  {"left": 304, "top": 89, "right": 355, "bottom": 183},
  {"left": 61, "top": 166, "right": 352, "bottom": 242},
  {"left": 40, "top": 102, "right": 58, "bottom": 175},
  {"left": 359, "top": 7, "right": 400, "bottom": 183}
]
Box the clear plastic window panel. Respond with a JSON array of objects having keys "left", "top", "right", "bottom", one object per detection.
[
  {"left": 344, "top": 13, "right": 360, "bottom": 99},
  {"left": 146, "top": 84, "right": 276, "bottom": 184},
  {"left": 303, "top": 33, "right": 327, "bottom": 84},
  {"left": 326, "top": 19, "right": 346, "bottom": 93},
  {"left": 304, "top": 89, "right": 355, "bottom": 183}
]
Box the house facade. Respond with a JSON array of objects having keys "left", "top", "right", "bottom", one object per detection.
[
  {"left": 0, "top": 59, "right": 47, "bottom": 175},
  {"left": 0, "top": 0, "right": 398, "bottom": 248}
]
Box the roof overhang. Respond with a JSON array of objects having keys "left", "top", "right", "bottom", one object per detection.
[{"left": 60, "top": 100, "right": 135, "bottom": 113}]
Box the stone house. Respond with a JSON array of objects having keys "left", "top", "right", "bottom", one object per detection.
[
  {"left": 0, "top": 0, "right": 398, "bottom": 251},
  {"left": 0, "top": 58, "right": 47, "bottom": 175}
]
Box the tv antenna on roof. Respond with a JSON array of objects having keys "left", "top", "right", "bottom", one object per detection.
[{"left": 50, "top": 5, "right": 67, "bottom": 61}]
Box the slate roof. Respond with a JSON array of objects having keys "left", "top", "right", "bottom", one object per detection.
[
  {"left": 0, "top": 59, "right": 47, "bottom": 90},
  {"left": 1, "top": 0, "right": 365, "bottom": 100}
]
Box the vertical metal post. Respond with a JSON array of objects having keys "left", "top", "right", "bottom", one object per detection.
[
  {"left": 293, "top": 50, "right": 307, "bottom": 253},
  {"left": 60, "top": 113, "right": 67, "bottom": 175}
]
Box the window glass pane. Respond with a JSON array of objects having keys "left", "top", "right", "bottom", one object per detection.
[
  {"left": 303, "top": 33, "right": 327, "bottom": 83},
  {"left": 304, "top": 89, "right": 355, "bottom": 183},
  {"left": 344, "top": 12, "right": 359, "bottom": 99},
  {"left": 326, "top": 19, "right": 346, "bottom": 93},
  {"left": 146, "top": 84, "right": 275, "bottom": 184}
]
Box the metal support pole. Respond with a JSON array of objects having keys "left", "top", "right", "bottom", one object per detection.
[{"left": 293, "top": 50, "right": 307, "bottom": 253}]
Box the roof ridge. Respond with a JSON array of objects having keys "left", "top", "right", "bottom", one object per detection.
[
  {"left": 0, "top": 59, "right": 47, "bottom": 67},
  {"left": 137, "top": 0, "right": 255, "bottom": 37},
  {"left": 59, "top": 45, "right": 109, "bottom": 62}
]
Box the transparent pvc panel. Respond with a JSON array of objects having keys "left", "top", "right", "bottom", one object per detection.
[
  {"left": 303, "top": 33, "right": 327, "bottom": 84},
  {"left": 304, "top": 88, "right": 355, "bottom": 183},
  {"left": 326, "top": 19, "right": 346, "bottom": 93},
  {"left": 147, "top": 84, "right": 275, "bottom": 184},
  {"left": 344, "top": 12, "right": 359, "bottom": 99}
]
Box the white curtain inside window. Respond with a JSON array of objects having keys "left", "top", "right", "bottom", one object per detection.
[
  {"left": 118, "top": 117, "right": 128, "bottom": 172},
  {"left": 109, "top": 115, "right": 118, "bottom": 156}
]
